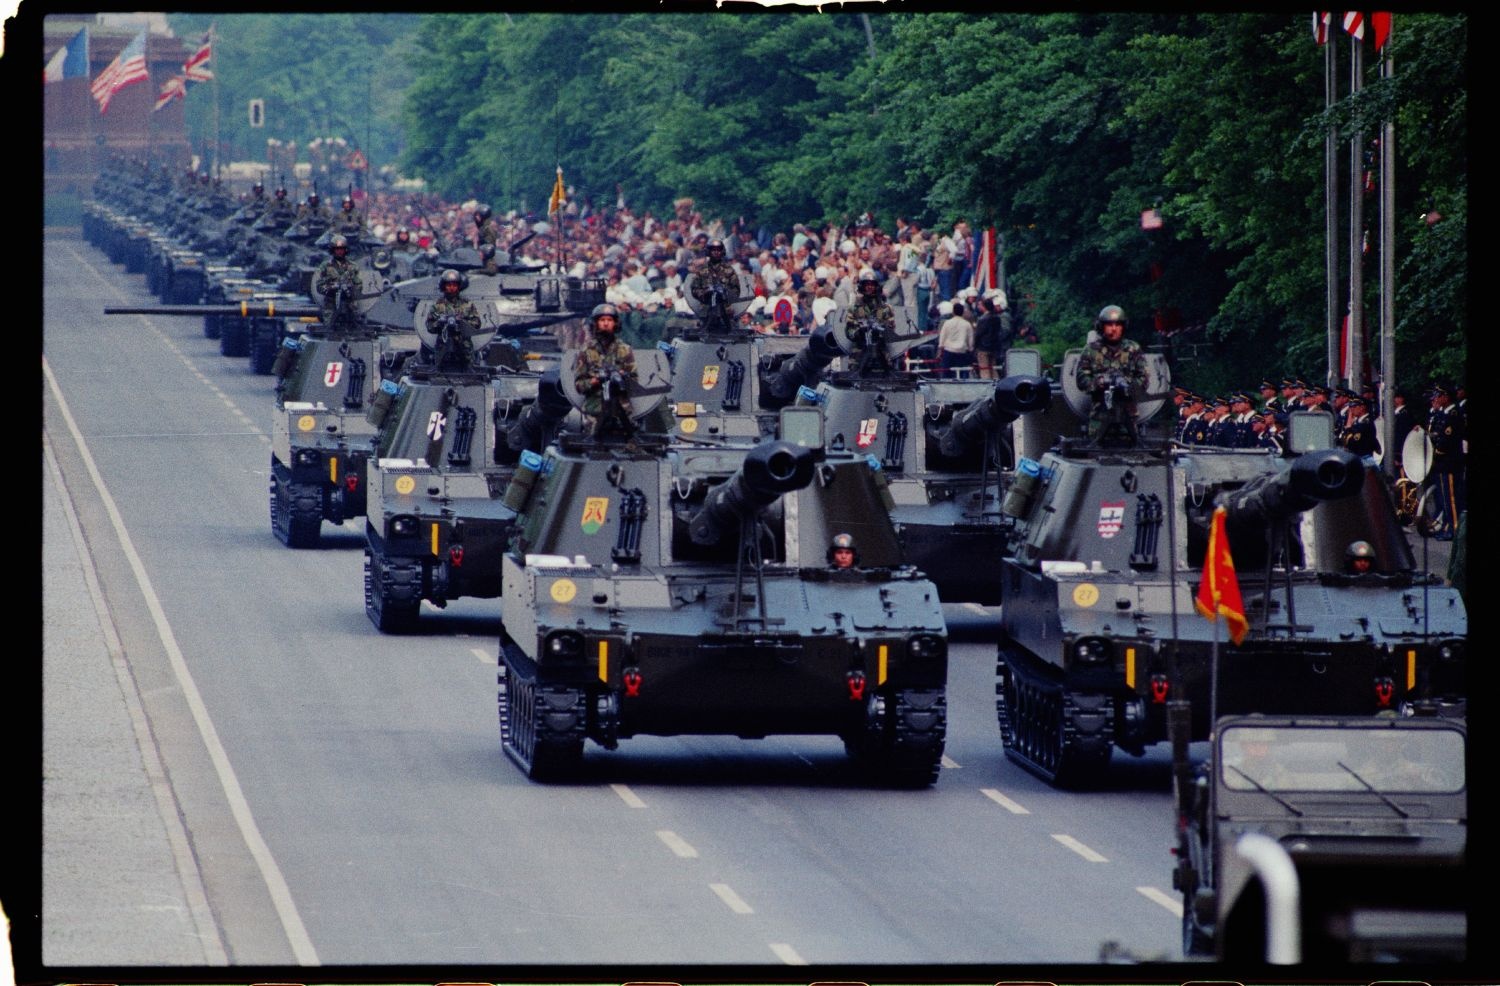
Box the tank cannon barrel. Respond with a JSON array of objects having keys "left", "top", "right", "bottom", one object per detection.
[
  {"left": 761, "top": 327, "right": 843, "bottom": 403},
  {"left": 104, "top": 302, "right": 321, "bottom": 318},
  {"left": 937, "top": 375, "right": 1052, "bottom": 458},
  {"left": 1213, "top": 448, "right": 1365, "bottom": 521},
  {"left": 688, "top": 441, "right": 820, "bottom": 546},
  {"left": 507, "top": 370, "right": 573, "bottom": 453}
]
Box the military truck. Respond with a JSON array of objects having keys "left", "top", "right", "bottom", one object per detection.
[
  {"left": 362, "top": 323, "right": 661, "bottom": 632},
  {"left": 994, "top": 403, "right": 1466, "bottom": 787},
  {"left": 495, "top": 404, "right": 949, "bottom": 785},
  {"left": 1173, "top": 712, "right": 1466, "bottom": 963}
]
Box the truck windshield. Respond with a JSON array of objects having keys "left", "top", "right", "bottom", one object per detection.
[{"left": 1219, "top": 724, "right": 1464, "bottom": 794}]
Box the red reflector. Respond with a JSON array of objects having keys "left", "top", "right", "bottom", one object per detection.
[
  {"left": 1150, "top": 674, "right": 1170, "bottom": 703},
  {"left": 346, "top": 473, "right": 359, "bottom": 491},
  {"left": 846, "top": 670, "right": 867, "bottom": 701},
  {"left": 1374, "top": 677, "right": 1394, "bottom": 707},
  {"left": 449, "top": 545, "right": 464, "bottom": 566},
  {"left": 623, "top": 669, "right": 642, "bottom": 697}
]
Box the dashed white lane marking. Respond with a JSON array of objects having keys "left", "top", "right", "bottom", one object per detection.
[
  {"left": 981, "top": 787, "right": 1030, "bottom": 814},
  {"left": 769, "top": 942, "right": 807, "bottom": 965},
  {"left": 710, "top": 882, "right": 754, "bottom": 914},
  {"left": 70, "top": 244, "right": 269, "bottom": 443},
  {"left": 470, "top": 646, "right": 491, "bottom": 665},
  {"left": 611, "top": 783, "right": 646, "bottom": 808},
  {"left": 655, "top": 830, "right": 698, "bottom": 858},
  {"left": 941, "top": 754, "right": 960, "bottom": 768},
  {"left": 1138, "top": 885, "right": 1183, "bottom": 916},
  {"left": 1051, "top": 833, "right": 1109, "bottom": 862}
]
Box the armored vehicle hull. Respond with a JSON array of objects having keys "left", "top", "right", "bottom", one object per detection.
[
  {"left": 497, "top": 428, "right": 949, "bottom": 786},
  {"left": 995, "top": 442, "right": 1465, "bottom": 786}
]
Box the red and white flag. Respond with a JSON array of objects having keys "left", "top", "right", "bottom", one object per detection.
[
  {"left": 970, "top": 227, "right": 997, "bottom": 295},
  {"left": 183, "top": 25, "right": 213, "bottom": 85},
  {"left": 1342, "top": 11, "right": 1365, "bottom": 41},
  {"left": 153, "top": 74, "right": 187, "bottom": 111},
  {"left": 1312, "top": 12, "right": 1332, "bottom": 45},
  {"left": 91, "top": 28, "right": 149, "bottom": 114}
]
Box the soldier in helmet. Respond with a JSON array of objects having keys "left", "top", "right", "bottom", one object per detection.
[
  {"left": 391, "top": 227, "right": 419, "bottom": 255},
  {"left": 473, "top": 204, "right": 501, "bottom": 248},
  {"left": 297, "top": 191, "right": 333, "bottom": 228},
  {"left": 334, "top": 195, "right": 367, "bottom": 238},
  {"left": 689, "top": 238, "right": 742, "bottom": 322},
  {"left": 1345, "top": 540, "right": 1376, "bottom": 575},
  {"left": 573, "top": 303, "right": 639, "bottom": 435},
  {"left": 477, "top": 242, "right": 499, "bottom": 275},
  {"left": 845, "top": 268, "right": 896, "bottom": 374},
  {"left": 240, "top": 181, "right": 269, "bottom": 221},
  {"left": 425, "top": 269, "right": 483, "bottom": 367},
  {"left": 828, "top": 532, "right": 859, "bottom": 570},
  {"left": 1075, "top": 304, "right": 1146, "bottom": 445},
  {"left": 314, "top": 234, "right": 362, "bottom": 327},
  {"left": 265, "top": 186, "right": 298, "bottom": 226}
]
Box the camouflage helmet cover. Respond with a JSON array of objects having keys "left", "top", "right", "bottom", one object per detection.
[
  {"left": 591, "top": 303, "right": 620, "bottom": 330},
  {"left": 1096, "top": 305, "right": 1128, "bottom": 328},
  {"left": 329, "top": 234, "right": 350, "bottom": 252}
]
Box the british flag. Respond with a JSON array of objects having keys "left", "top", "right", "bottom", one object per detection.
[{"left": 183, "top": 26, "right": 213, "bottom": 85}]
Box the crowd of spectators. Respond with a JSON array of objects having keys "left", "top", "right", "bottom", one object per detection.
[{"left": 340, "top": 186, "right": 1017, "bottom": 359}]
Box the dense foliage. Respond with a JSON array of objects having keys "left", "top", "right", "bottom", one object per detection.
[{"left": 170, "top": 12, "right": 1466, "bottom": 391}]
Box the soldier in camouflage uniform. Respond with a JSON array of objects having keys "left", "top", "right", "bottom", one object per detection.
[
  {"left": 297, "top": 192, "right": 334, "bottom": 226},
  {"left": 573, "top": 303, "right": 638, "bottom": 435},
  {"left": 844, "top": 269, "right": 897, "bottom": 374},
  {"left": 264, "top": 187, "right": 298, "bottom": 227},
  {"left": 425, "top": 269, "right": 483, "bottom": 368},
  {"left": 689, "top": 239, "right": 742, "bottom": 322},
  {"left": 1076, "top": 304, "right": 1146, "bottom": 445},
  {"left": 314, "top": 235, "right": 363, "bottom": 327},
  {"left": 334, "top": 196, "right": 367, "bottom": 238},
  {"left": 473, "top": 204, "right": 502, "bottom": 248}
]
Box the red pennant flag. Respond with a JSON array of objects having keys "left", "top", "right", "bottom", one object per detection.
[
  {"left": 1312, "top": 12, "right": 1332, "bottom": 45},
  {"left": 1195, "top": 506, "right": 1248, "bottom": 646},
  {"left": 1342, "top": 11, "right": 1365, "bottom": 41},
  {"left": 1371, "top": 12, "right": 1392, "bottom": 50}
]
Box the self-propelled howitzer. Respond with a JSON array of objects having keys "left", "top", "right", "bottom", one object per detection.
[
  {"left": 995, "top": 428, "right": 1465, "bottom": 788},
  {"left": 496, "top": 407, "right": 948, "bottom": 785}
]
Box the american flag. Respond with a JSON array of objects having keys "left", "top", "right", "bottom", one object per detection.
[
  {"left": 183, "top": 26, "right": 213, "bottom": 85},
  {"left": 91, "top": 28, "right": 150, "bottom": 114}
]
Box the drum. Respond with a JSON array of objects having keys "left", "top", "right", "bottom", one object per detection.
[{"left": 1401, "top": 426, "right": 1434, "bottom": 483}]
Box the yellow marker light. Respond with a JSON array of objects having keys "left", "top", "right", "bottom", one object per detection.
[
  {"left": 598, "top": 640, "right": 609, "bottom": 682},
  {"left": 240, "top": 300, "right": 249, "bottom": 317},
  {"left": 267, "top": 301, "right": 275, "bottom": 316},
  {"left": 1408, "top": 649, "right": 1416, "bottom": 690},
  {"left": 878, "top": 644, "right": 888, "bottom": 685},
  {"left": 1125, "top": 647, "right": 1136, "bottom": 689},
  {"left": 430, "top": 522, "right": 440, "bottom": 556},
  {"left": 328, "top": 457, "right": 338, "bottom": 483}
]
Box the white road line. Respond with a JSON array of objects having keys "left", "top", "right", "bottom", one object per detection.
[
  {"left": 44, "top": 437, "right": 229, "bottom": 966},
  {"left": 1137, "top": 885, "right": 1183, "bottom": 916},
  {"left": 980, "top": 787, "right": 1030, "bottom": 814},
  {"left": 1051, "top": 833, "right": 1109, "bottom": 862},
  {"left": 44, "top": 358, "right": 319, "bottom": 965},
  {"left": 710, "top": 882, "right": 754, "bottom": 914},
  {"left": 941, "top": 754, "right": 961, "bottom": 768},
  {"left": 963, "top": 603, "right": 988, "bottom": 615},
  {"left": 470, "top": 647, "right": 492, "bottom": 665},
  {"left": 655, "top": 830, "right": 698, "bottom": 858},
  {"left": 768, "top": 942, "right": 807, "bottom": 965},
  {"left": 611, "top": 783, "right": 646, "bottom": 808}
]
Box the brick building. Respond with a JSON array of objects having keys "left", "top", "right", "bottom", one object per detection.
[{"left": 43, "top": 15, "right": 192, "bottom": 196}]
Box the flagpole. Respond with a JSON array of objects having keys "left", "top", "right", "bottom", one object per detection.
[
  {"left": 1347, "top": 34, "right": 1364, "bottom": 390},
  {"left": 211, "top": 26, "right": 220, "bottom": 178},
  {"left": 1324, "top": 24, "right": 1339, "bottom": 391},
  {"left": 1379, "top": 25, "right": 1397, "bottom": 477}
]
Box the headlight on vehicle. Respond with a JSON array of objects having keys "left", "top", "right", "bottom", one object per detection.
[
  {"left": 389, "top": 514, "right": 419, "bottom": 537},
  {"left": 908, "top": 634, "right": 946, "bottom": 661},
  {"left": 1072, "top": 636, "right": 1113, "bottom": 665},
  {"left": 544, "top": 630, "right": 586, "bottom": 661},
  {"left": 294, "top": 447, "right": 321, "bottom": 468}
]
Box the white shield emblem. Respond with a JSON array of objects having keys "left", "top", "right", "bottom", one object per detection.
[
  {"left": 1097, "top": 502, "right": 1125, "bottom": 539},
  {"left": 426, "top": 411, "right": 446, "bottom": 441},
  {"left": 324, "top": 361, "right": 344, "bottom": 387},
  {"left": 856, "top": 417, "right": 879, "bottom": 449}
]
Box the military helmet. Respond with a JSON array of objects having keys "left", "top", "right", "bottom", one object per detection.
[
  {"left": 475, "top": 204, "right": 492, "bottom": 222},
  {"left": 857, "top": 268, "right": 880, "bottom": 294},
  {"left": 707, "top": 238, "right": 726, "bottom": 256},
  {"left": 395, "top": 228, "right": 410, "bottom": 243},
  {"left": 342, "top": 196, "right": 354, "bottom": 211},
  {"left": 252, "top": 182, "right": 264, "bottom": 195},
  {"left": 827, "top": 532, "right": 859, "bottom": 565},
  {"left": 307, "top": 192, "right": 320, "bottom": 206},
  {"left": 1346, "top": 540, "right": 1376, "bottom": 564},
  {"left": 439, "top": 268, "right": 465, "bottom": 292},
  {"left": 329, "top": 234, "right": 350, "bottom": 253},
  {"left": 1096, "top": 304, "right": 1128, "bottom": 328},
  {"left": 275, "top": 187, "right": 288, "bottom": 199},
  {"left": 479, "top": 243, "right": 496, "bottom": 261},
  {"left": 590, "top": 303, "right": 620, "bottom": 332}
]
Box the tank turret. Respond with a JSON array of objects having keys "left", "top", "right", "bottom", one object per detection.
[
  {"left": 688, "top": 441, "right": 821, "bottom": 546},
  {"left": 933, "top": 375, "right": 1052, "bottom": 459}
]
